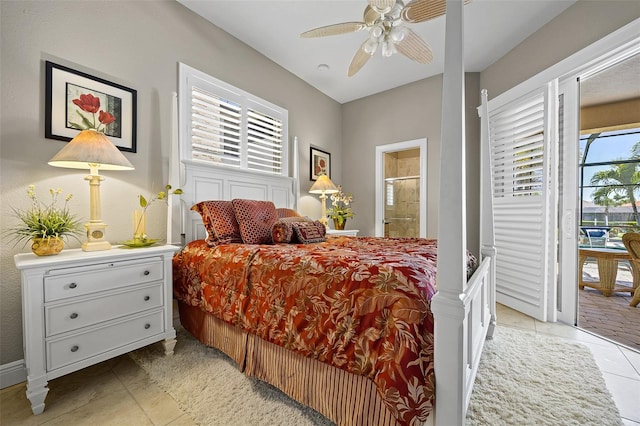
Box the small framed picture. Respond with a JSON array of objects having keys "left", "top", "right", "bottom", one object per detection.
[
  {"left": 45, "top": 61, "right": 137, "bottom": 152},
  {"left": 310, "top": 147, "right": 331, "bottom": 180}
]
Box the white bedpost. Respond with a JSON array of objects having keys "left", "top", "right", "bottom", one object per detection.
[
  {"left": 479, "top": 89, "right": 497, "bottom": 338},
  {"left": 431, "top": 0, "right": 468, "bottom": 424},
  {"left": 167, "top": 91, "right": 181, "bottom": 245},
  {"left": 293, "top": 136, "right": 300, "bottom": 211}
]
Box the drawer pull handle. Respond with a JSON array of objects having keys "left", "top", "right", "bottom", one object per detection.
[
  {"left": 144, "top": 323, "right": 151, "bottom": 329},
  {"left": 70, "top": 345, "right": 79, "bottom": 353},
  {"left": 69, "top": 283, "right": 77, "bottom": 289},
  {"left": 144, "top": 296, "right": 150, "bottom": 301},
  {"left": 143, "top": 270, "right": 150, "bottom": 276},
  {"left": 70, "top": 313, "right": 78, "bottom": 319}
]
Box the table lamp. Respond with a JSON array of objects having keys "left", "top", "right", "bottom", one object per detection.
[
  {"left": 309, "top": 174, "right": 339, "bottom": 227},
  {"left": 48, "top": 129, "right": 134, "bottom": 251}
]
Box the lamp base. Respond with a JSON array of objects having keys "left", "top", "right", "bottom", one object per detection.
[{"left": 82, "top": 222, "right": 111, "bottom": 252}]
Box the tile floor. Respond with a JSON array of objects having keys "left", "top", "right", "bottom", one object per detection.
[{"left": 0, "top": 304, "right": 638, "bottom": 425}]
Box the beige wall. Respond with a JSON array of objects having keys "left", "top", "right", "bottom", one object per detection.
[
  {"left": 480, "top": 0, "right": 640, "bottom": 99},
  {"left": 0, "top": 1, "right": 341, "bottom": 365},
  {"left": 342, "top": 74, "right": 481, "bottom": 254}
]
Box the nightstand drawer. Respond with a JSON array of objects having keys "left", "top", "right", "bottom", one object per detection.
[
  {"left": 45, "top": 283, "right": 163, "bottom": 336},
  {"left": 47, "top": 309, "right": 164, "bottom": 371},
  {"left": 44, "top": 258, "right": 163, "bottom": 302}
]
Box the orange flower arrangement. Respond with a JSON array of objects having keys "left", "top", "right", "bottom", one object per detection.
[{"left": 70, "top": 93, "right": 116, "bottom": 133}]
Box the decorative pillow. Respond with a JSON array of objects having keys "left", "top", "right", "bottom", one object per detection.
[
  {"left": 276, "top": 207, "right": 302, "bottom": 218},
  {"left": 232, "top": 199, "right": 279, "bottom": 244},
  {"left": 292, "top": 221, "right": 326, "bottom": 244},
  {"left": 272, "top": 220, "right": 294, "bottom": 244},
  {"left": 191, "top": 201, "right": 242, "bottom": 246},
  {"left": 271, "top": 217, "right": 313, "bottom": 244}
]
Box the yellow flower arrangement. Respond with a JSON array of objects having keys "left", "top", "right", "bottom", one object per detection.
[{"left": 327, "top": 185, "right": 354, "bottom": 227}]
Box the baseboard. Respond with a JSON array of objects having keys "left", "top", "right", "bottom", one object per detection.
[{"left": 0, "top": 359, "right": 27, "bottom": 389}]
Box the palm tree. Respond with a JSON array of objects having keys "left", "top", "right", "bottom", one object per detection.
[
  {"left": 591, "top": 186, "right": 626, "bottom": 225},
  {"left": 590, "top": 163, "right": 640, "bottom": 225}
]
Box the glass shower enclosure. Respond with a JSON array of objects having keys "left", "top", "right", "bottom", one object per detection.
[{"left": 384, "top": 148, "right": 420, "bottom": 238}]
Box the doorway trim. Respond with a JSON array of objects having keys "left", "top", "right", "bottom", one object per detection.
[{"left": 375, "top": 138, "right": 428, "bottom": 238}]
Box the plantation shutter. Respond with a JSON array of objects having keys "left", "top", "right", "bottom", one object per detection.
[
  {"left": 191, "top": 87, "right": 242, "bottom": 167},
  {"left": 179, "top": 63, "right": 288, "bottom": 176},
  {"left": 246, "top": 107, "right": 284, "bottom": 174},
  {"left": 488, "top": 85, "right": 558, "bottom": 321}
]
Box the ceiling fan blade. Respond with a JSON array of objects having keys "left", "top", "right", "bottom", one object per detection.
[
  {"left": 301, "top": 22, "right": 366, "bottom": 38},
  {"left": 402, "top": 0, "right": 472, "bottom": 24},
  {"left": 368, "top": 0, "right": 396, "bottom": 14},
  {"left": 363, "top": 5, "right": 381, "bottom": 25},
  {"left": 348, "top": 42, "right": 373, "bottom": 77},
  {"left": 396, "top": 28, "right": 433, "bottom": 64}
]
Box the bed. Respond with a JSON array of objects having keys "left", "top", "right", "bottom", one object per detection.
[
  {"left": 174, "top": 228, "right": 478, "bottom": 425},
  {"left": 169, "top": 2, "right": 496, "bottom": 425}
]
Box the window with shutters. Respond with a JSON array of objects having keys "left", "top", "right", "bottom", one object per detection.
[{"left": 179, "top": 63, "right": 288, "bottom": 176}]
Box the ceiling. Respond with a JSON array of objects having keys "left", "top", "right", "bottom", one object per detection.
[
  {"left": 177, "top": 0, "right": 579, "bottom": 104},
  {"left": 580, "top": 53, "right": 640, "bottom": 108}
]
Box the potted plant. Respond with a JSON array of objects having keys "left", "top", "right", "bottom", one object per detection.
[
  {"left": 327, "top": 185, "right": 354, "bottom": 230},
  {"left": 9, "top": 185, "right": 82, "bottom": 255}
]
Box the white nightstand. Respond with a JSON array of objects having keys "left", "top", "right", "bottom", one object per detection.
[
  {"left": 327, "top": 229, "right": 359, "bottom": 237},
  {"left": 14, "top": 244, "right": 179, "bottom": 415}
]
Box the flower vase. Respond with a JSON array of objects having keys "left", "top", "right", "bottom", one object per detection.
[
  {"left": 333, "top": 218, "right": 346, "bottom": 230},
  {"left": 31, "top": 237, "right": 63, "bottom": 256},
  {"left": 133, "top": 210, "right": 146, "bottom": 242}
]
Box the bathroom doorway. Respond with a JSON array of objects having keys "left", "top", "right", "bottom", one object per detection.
[{"left": 375, "top": 139, "right": 427, "bottom": 238}]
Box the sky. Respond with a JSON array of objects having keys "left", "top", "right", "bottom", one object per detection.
[{"left": 579, "top": 129, "right": 640, "bottom": 203}]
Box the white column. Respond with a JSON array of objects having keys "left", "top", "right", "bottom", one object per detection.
[
  {"left": 431, "top": 0, "right": 467, "bottom": 424},
  {"left": 480, "top": 89, "right": 497, "bottom": 337}
]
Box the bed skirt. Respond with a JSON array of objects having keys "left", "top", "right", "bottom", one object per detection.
[{"left": 177, "top": 301, "right": 399, "bottom": 426}]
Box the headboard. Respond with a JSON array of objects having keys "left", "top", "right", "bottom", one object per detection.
[{"left": 180, "top": 160, "right": 296, "bottom": 243}]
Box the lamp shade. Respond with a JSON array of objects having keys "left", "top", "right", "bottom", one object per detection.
[
  {"left": 48, "top": 129, "right": 134, "bottom": 171},
  {"left": 309, "top": 174, "right": 338, "bottom": 194}
]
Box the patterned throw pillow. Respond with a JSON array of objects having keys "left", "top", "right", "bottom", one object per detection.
[
  {"left": 292, "top": 221, "right": 326, "bottom": 244},
  {"left": 232, "top": 199, "right": 279, "bottom": 244},
  {"left": 191, "top": 201, "right": 242, "bottom": 246},
  {"left": 271, "top": 217, "right": 313, "bottom": 243},
  {"left": 276, "top": 207, "right": 302, "bottom": 218}
]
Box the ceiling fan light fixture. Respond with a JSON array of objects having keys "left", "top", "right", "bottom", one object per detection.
[
  {"left": 364, "top": 38, "right": 379, "bottom": 55},
  {"left": 370, "top": 24, "right": 384, "bottom": 39},
  {"left": 390, "top": 26, "right": 408, "bottom": 43},
  {"left": 381, "top": 40, "right": 397, "bottom": 57},
  {"left": 302, "top": 0, "right": 456, "bottom": 76}
]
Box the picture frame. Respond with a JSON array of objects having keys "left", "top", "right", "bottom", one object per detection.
[
  {"left": 310, "top": 147, "right": 331, "bottom": 180},
  {"left": 45, "top": 61, "right": 137, "bottom": 152}
]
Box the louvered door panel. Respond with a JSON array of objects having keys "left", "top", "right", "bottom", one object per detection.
[{"left": 489, "top": 89, "right": 553, "bottom": 320}]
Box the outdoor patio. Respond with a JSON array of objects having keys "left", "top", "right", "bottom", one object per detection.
[{"left": 579, "top": 261, "right": 639, "bottom": 351}]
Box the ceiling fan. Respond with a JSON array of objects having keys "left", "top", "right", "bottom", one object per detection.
[{"left": 301, "top": 0, "right": 469, "bottom": 77}]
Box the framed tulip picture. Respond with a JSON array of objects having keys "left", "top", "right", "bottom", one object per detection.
[
  {"left": 45, "top": 61, "right": 137, "bottom": 152},
  {"left": 310, "top": 147, "right": 331, "bottom": 180}
]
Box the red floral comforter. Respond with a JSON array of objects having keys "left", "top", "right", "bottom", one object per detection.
[{"left": 173, "top": 236, "right": 478, "bottom": 425}]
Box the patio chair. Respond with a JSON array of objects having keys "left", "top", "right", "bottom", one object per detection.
[{"left": 620, "top": 233, "right": 640, "bottom": 307}]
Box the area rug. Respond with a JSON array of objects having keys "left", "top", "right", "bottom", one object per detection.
[{"left": 129, "top": 325, "right": 622, "bottom": 426}]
